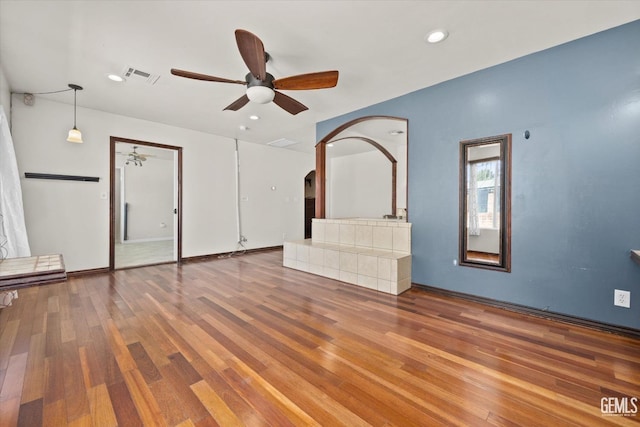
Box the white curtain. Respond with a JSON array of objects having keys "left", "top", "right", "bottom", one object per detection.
[
  {"left": 0, "top": 105, "right": 31, "bottom": 307},
  {"left": 468, "top": 163, "right": 480, "bottom": 236}
]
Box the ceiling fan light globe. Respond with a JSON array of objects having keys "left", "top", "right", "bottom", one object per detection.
[
  {"left": 67, "top": 127, "right": 83, "bottom": 143},
  {"left": 246, "top": 86, "right": 275, "bottom": 104}
]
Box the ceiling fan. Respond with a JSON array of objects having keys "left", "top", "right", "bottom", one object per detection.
[
  {"left": 117, "top": 146, "right": 153, "bottom": 167},
  {"left": 171, "top": 29, "right": 339, "bottom": 115}
]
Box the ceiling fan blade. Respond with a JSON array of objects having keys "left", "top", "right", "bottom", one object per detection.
[
  {"left": 171, "top": 68, "right": 246, "bottom": 85},
  {"left": 223, "top": 94, "right": 250, "bottom": 111},
  {"left": 273, "top": 71, "right": 339, "bottom": 90},
  {"left": 235, "top": 29, "right": 267, "bottom": 81},
  {"left": 273, "top": 91, "right": 308, "bottom": 115}
]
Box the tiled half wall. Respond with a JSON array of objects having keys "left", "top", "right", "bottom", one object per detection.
[{"left": 284, "top": 218, "right": 412, "bottom": 295}]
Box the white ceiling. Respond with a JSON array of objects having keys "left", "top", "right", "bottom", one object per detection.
[{"left": 1, "top": 1, "right": 638, "bottom": 153}]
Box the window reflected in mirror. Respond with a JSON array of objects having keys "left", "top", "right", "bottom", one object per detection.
[{"left": 459, "top": 134, "right": 511, "bottom": 272}]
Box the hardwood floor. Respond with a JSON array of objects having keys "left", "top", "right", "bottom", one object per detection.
[
  {"left": 1, "top": 249, "right": 639, "bottom": 426},
  {"left": 466, "top": 251, "right": 500, "bottom": 264}
]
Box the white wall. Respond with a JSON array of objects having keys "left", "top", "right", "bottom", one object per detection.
[
  {"left": 395, "top": 142, "right": 407, "bottom": 211},
  {"left": 10, "top": 95, "right": 313, "bottom": 271},
  {"left": 237, "top": 141, "right": 312, "bottom": 246},
  {"left": 328, "top": 150, "right": 392, "bottom": 219},
  {"left": 117, "top": 154, "right": 174, "bottom": 241},
  {"left": 467, "top": 229, "right": 500, "bottom": 254},
  {"left": 0, "top": 64, "right": 10, "bottom": 121}
]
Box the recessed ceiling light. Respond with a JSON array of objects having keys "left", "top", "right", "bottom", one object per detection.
[
  {"left": 107, "top": 74, "right": 125, "bottom": 82},
  {"left": 327, "top": 143, "right": 334, "bottom": 147},
  {"left": 389, "top": 130, "right": 405, "bottom": 136},
  {"left": 249, "top": 115, "right": 260, "bottom": 120},
  {"left": 239, "top": 125, "right": 249, "bottom": 131},
  {"left": 425, "top": 29, "right": 449, "bottom": 44}
]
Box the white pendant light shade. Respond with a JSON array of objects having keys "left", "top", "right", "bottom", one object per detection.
[
  {"left": 246, "top": 85, "right": 275, "bottom": 104},
  {"left": 67, "top": 127, "right": 83, "bottom": 143},
  {"left": 67, "top": 84, "right": 83, "bottom": 143}
]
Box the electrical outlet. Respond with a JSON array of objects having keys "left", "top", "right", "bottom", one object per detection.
[{"left": 614, "top": 289, "right": 630, "bottom": 308}]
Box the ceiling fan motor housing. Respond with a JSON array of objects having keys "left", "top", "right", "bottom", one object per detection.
[{"left": 246, "top": 72, "right": 275, "bottom": 103}]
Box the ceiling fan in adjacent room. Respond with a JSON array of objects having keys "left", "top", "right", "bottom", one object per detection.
[
  {"left": 171, "top": 29, "right": 339, "bottom": 115},
  {"left": 117, "top": 146, "right": 154, "bottom": 167}
]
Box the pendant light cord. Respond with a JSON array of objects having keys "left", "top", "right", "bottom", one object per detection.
[
  {"left": 12, "top": 88, "right": 74, "bottom": 96},
  {"left": 73, "top": 88, "right": 77, "bottom": 128}
]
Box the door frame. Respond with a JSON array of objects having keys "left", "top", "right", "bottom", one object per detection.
[{"left": 109, "top": 136, "right": 183, "bottom": 270}]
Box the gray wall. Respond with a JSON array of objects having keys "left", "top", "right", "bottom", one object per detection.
[{"left": 317, "top": 20, "right": 640, "bottom": 329}]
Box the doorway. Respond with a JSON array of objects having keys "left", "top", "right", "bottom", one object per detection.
[
  {"left": 109, "top": 137, "right": 182, "bottom": 270},
  {"left": 304, "top": 170, "right": 315, "bottom": 239}
]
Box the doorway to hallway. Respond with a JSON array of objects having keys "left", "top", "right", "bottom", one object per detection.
[{"left": 109, "top": 137, "right": 182, "bottom": 269}]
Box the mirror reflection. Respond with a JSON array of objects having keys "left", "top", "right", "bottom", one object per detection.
[
  {"left": 316, "top": 116, "right": 408, "bottom": 220},
  {"left": 459, "top": 134, "right": 511, "bottom": 272}
]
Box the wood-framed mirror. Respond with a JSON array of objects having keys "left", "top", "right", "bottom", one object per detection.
[
  {"left": 315, "top": 116, "right": 408, "bottom": 219},
  {"left": 459, "top": 134, "right": 511, "bottom": 272}
]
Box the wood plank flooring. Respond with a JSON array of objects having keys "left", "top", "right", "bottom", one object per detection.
[{"left": 1, "top": 249, "right": 639, "bottom": 426}]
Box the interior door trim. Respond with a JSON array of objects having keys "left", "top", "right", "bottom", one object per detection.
[{"left": 109, "top": 136, "right": 183, "bottom": 270}]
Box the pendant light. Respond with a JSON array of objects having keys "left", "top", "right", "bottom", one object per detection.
[{"left": 66, "top": 84, "right": 83, "bottom": 143}]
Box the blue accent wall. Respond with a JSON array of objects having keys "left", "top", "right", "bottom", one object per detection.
[{"left": 317, "top": 20, "right": 640, "bottom": 329}]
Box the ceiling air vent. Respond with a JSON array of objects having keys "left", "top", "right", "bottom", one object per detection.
[
  {"left": 267, "top": 138, "right": 300, "bottom": 148},
  {"left": 122, "top": 66, "right": 160, "bottom": 85}
]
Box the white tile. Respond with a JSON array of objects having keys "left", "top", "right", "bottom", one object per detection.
[
  {"left": 325, "top": 223, "right": 340, "bottom": 243},
  {"left": 324, "top": 249, "right": 340, "bottom": 269},
  {"left": 283, "top": 242, "right": 296, "bottom": 260},
  {"left": 339, "top": 270, "right": 358, "bottom": 285},
  {"left": 397, "top": 256, "right": 412, "bottom": 280},
  {"left": 283, "top": 257, "right": 296, "bottom": 269},
  {"left": 357, "top": 274, "right": 378, "bottom": 290},
  {"left": 339, "top": 245, "right": 360, "bottom": 254},
  {"left": 355, "top": 225, "right": 373, "bottom": 248},
  {"left": 377, "top": 279, "right": 391, "bottom": 294},
  {"left": 357, "top": 254, "right": 378, "bottom": 278},
  {"left": 309, "top": 264, "right": 324, "bottom": 275},
  {"left": 312, "top": 221, "right": 325, "bottom": 243},
  {"left": 323, "top": 267, "right": 340, "bottom": 280},
  {"left": 378, "top": 258, "right": 391, "bottom": 280},
  {"left": 339, "top": 252, "right": 358, "bottom": 273},
  {"left": 395, "top": 278, "right": 411, "bottom": 295},
  {"left": 296, "top": 260, "right": 309, "bottom": 272},
  {"left": 296, "top": 245, "right": 310, "bottom": 263},
  {"left": 339, "top": 224, "right": 355, "bottom": 246},
  {"left": 372, "top": 226, "right": 393, "bottom": 250},
  {"left": 392, "top": 227, "right": 411, "bottom": 253},
  {"left": 310, "top": 247, "right": 324, "bottom": 266}
]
